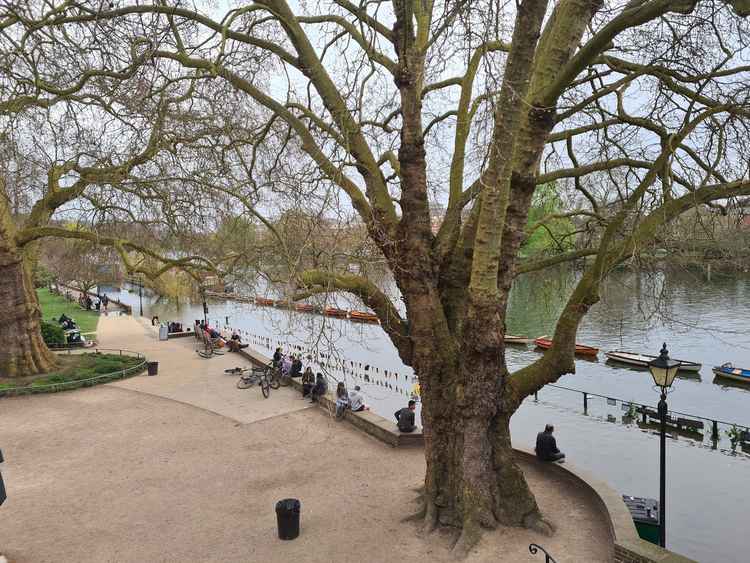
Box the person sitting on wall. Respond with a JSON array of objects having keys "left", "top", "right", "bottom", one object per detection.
[
  {"left": 272, "top": 347, "right": 282, "bottom": 368},
  {"left": 334, "top": 382, "right": 349, "bottom": 419},
  {"left": 281, "top": 354, "right": 293, "bottom": 376},
  {"left": 301, "top": 367, "right": 315, "bottom": 398},
  {"left": 226, "top": 331, "right": 248, "bottom": 352},
  {"left": 395, "top": 400, "right": 417, "bottom": 433},
  {"left": 535, "top": 424, "right": 565, "bottom": 463},
  {"left": 348, "top": 385, "right": 368, "bottom": 412},
  {"left": 310, "top": 373, "right": 328, "bottom": 403},
  {"left": 290, "top": 355, "right": 303, "bottom": 378}
]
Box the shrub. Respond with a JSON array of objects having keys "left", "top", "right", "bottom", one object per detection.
[{"left": 40, "top": 321, "right": 65, "bottom": 346}]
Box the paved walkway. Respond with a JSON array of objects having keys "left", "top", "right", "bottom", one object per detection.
[
  {"left": 0, "top": 315, "right": 614, "bottom": 562},
  {"left": 101, "top": 315, "right": 311, "bottom": 424}
]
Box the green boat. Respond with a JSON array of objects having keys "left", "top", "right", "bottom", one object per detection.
[{"left": 622, "top": 495, "right": 660, "bottom": 545}]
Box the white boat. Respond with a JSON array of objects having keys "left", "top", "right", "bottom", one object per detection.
[{"left": 605, "top": 350, "right": 702, "bottom": 372}]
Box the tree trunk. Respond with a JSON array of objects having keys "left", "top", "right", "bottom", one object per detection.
[
  {"left": 412, "top": 290, "right": 550, "bottom": 557},
  {"left": 0, "top": 250, "right": 57, "bottom": 377}
]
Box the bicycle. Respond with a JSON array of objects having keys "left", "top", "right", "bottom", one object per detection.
[{"left": 228, "top": 366, "right": 273, "bottom": 398}]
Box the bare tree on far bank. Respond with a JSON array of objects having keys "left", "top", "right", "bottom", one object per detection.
[{"left": 10, "top": 0, "right": 750, "bottom": 555}]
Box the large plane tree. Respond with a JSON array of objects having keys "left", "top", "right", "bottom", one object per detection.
[
  {"left": 15, "top": 0, "right": 750, "bottom": 554},
  {"left": 0, "top": 3, "right": 277, "bottom": 377}
]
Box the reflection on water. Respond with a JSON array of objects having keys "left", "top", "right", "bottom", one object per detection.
[{"left": 101, "top": 268, "right": 750, "bottom": 563}]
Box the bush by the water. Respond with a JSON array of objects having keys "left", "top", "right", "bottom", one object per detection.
[
  {"left": 0, "top": 353, "right": 144, "bottom": 394},
  {"left": 40, "top": 321, "right": 66, "bottom": 346}
]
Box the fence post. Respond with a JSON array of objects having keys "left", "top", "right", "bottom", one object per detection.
[
  {"left": 642, "top": 406, "right": 647, "bottom": 424},
  {"left": 534, "top": 390, "right": 538, "bottom": 402},
  {"left": 711, "top": 420, "right": 719, "bottom": 442},
  {"left": 583, "top": 392, "right": 588, "bottom": 414}
]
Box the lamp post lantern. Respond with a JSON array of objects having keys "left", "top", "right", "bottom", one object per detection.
[{"left": 647, "top": 343, "right": 681, "bottom": 548}]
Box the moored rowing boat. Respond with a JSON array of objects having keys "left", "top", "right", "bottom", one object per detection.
[
  {"left": 534, "top": 335, "right": 599, "bottom": 357},
  {"left": 505, "top": 335, "right": 533, "bottom": 345},
  {"left": 712, "top": 363, "right": 750, "bottom": 384},
  {"left": 350, "top": 311, "right": 379, "bottom": 324},
  {"left": 605, "top": 350, "right": 702, "bottom": 372},
  {"left": 324, "top": 307, "right": 349, "bottom": 318}
]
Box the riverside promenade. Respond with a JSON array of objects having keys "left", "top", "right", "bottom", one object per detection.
[{"left": 1, "top": 315, "right": 614, "bottom": 562}]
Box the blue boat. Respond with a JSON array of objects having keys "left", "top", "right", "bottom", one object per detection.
[{"left": 712, "top": 363, "right": 750, "bottom": 384}]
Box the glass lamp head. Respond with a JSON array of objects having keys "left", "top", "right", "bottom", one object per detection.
[{"left": 648, "top": 343, "right": 681, "bottom": 389}]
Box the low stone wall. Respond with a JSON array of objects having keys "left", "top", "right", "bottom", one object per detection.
[
  {"left": 236, "top": 347, "right": 424, "bottom": 447},
  {"left": 236, "top": 345, "right": 695, "bottom": 563}
]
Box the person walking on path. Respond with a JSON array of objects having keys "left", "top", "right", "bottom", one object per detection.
[
  {"left": 394, "top": 400, "right": 417, "bottom": 433},
  {"left": 535, "top": 424, "right": 565, "bottom": 462}
]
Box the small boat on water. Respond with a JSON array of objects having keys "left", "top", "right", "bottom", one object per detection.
[
  {"left": 295, "top": 303, "right": 315, "bottom": 313},
  {"left": 505, "top": 335, "right": 533, "bottom": 345},
  {"left": 324, "top": 307, "right": 349, "bottom": 318},
  {"left": 605, "top": 351, "right": 702, "bottom": 373},
  {"left": 712, "top": 363, "right": 750, "bottom": 384},
  {"left": 255, "top": 297, "right": 275, "bottom": 306},
  {"left": 350, "top": 311, "right": 379, "bottom": 324},
  {"left": 534, "top": 336, "right": 599, "bottom": 357}
]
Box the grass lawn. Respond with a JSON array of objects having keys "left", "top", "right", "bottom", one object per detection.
[
  {"left": 0, "top": 353, "right": 145, "bottom": 393},
  {"left": 37, "top": 288, "right": 100, "bottom": 334}
]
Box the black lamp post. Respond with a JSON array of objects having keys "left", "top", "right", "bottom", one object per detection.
[{"left": 647, "top": 343, "right": 681, "bottom": 548}]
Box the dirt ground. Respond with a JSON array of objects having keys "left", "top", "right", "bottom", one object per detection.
[{"left": 1, "top": 384, "right": 613, "bottom": 563}]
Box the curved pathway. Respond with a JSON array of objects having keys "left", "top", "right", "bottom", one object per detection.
[{"left": 0, "top": 316, "right": 613, "bottom": 562}]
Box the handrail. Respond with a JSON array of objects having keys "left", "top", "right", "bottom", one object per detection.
[{"left": 542, "top": 382, "right": 749, "bottom": 429}]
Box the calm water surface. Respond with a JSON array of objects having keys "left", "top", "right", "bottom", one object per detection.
[{"left": 103, "top": 268, "right": 750, "bottom": 563}]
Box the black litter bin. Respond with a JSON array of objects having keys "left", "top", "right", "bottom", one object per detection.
[
  {"left": 147, "top": 361, "right": 159, "bottom": 376},
  {"left": 275, "top": 498, "right": 300, "bottom": 540}
]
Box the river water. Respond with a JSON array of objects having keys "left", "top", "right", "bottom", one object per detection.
[{"left": 101, "top": 268, "right": 750, "bottom": 563}]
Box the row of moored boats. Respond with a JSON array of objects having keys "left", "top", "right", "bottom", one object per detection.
[
  {"left": 219, "top": 294, "right": 380, "bottom": 324},
  {"left": 505, "top": 334, "right": 749, "bottom": 384}
]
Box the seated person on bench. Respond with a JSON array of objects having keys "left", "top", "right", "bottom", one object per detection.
[{"left": 535, "top": 424, "right": 565, "bottom": 462}]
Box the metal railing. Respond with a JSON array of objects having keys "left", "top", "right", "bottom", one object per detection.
[{"left": 532, "top": 383, "right": 750, "bottom": 445}]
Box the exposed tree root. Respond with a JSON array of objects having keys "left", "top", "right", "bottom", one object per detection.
[
  {"left": 401, "top": 503, "right": 427, "bottom": 523},
  {"left": 451, "top": 519, "right": 483, "bottom": 559},
  {"left": 523, "top": 511, "right": 555, "bottom": 536},
  {"left": 422, "top": 500, "right": 439, "bottom": 534}
]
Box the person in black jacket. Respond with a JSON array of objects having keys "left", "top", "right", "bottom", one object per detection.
[
  {"left": 272, "top": 347, "right": 282, "bottom": 368},
  {"left": 535, "top": 424, "right": 565, "bottom": 462},
  {"left": 394, "top": 400, "right": 417, "bottom": 433}
]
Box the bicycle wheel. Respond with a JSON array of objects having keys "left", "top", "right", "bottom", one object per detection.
[
  {"left": 237, "top": 376, "right": 253, "bottom": 389},
  {"left": 260, "top": 376, "right": 271, "bottom": 398}
]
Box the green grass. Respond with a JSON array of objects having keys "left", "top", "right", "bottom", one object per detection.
[
  {"left": 37, "top": 288, "right": 100, "bottom": 334},
  {"left": 0, "top": 353, "right": 145, "bottom": 395}
]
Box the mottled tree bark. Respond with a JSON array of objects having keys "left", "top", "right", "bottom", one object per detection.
[{"left": 0, "top": 250, "right": 57, "bottom": 377}]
